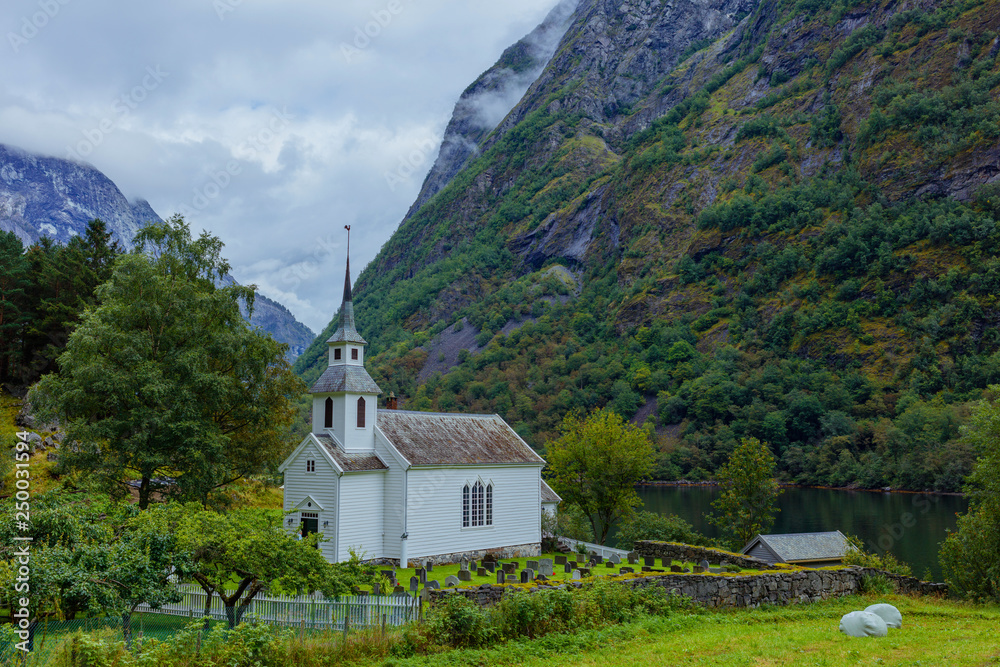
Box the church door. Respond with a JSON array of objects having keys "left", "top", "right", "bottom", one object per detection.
[{"left": 300, "top": 512, "right": 319, "bottom": 539}]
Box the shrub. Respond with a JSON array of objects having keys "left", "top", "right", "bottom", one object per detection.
[{"left": 616, "top": 510, "right": 713, "bottom": 549}]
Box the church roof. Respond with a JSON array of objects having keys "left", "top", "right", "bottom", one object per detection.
[
  {"left": 377, "top": 410, "right": 544, "bottom": 466},
  {"left": 540, "top": 479, "right": 561, "bottom": 504},
  {"left": 315, "top": 434, "right": 388, "bottom": 472},
  {"left": 310, "top": 365, "right": 382, "bottom": 394}
]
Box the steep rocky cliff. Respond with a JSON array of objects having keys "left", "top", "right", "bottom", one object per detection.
[{"left": 298, "top": 0, "right": 1000, "bottom": 492}]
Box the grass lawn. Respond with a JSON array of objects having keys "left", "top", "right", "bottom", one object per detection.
[{"left": 375, "top": 594, "right": 1000, "bottom": 666}]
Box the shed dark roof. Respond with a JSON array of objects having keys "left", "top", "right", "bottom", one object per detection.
[
  {"left": 540, "top": 479, "right": 561, "bottom": 504},
  {"left": 315, "top": 435, "right": 388, "bottom": 472},
  {"left": 376, "top": 410, "right": 544, "bottom": 466},
  {"left": 310, "top": 365, "right": 382, "bottom": 394},
  {"left": 742, "top": 531, "right": 849, "bottom": 563}
]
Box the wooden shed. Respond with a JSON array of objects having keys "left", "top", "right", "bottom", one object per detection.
[{"left": 741, "top": 531, "right": 850, "bottom": 567}]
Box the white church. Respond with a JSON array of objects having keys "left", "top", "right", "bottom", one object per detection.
[{"left": 280, "top": 257, "right": 561, "bottom": 566}]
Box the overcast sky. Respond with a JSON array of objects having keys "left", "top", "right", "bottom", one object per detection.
[{"left": 0, "top": 0, "right": 562, "bottom": 333}]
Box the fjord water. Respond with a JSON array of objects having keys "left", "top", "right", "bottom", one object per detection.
[{"left": 626, "top": 486, "right": 968, "bottom": 581}]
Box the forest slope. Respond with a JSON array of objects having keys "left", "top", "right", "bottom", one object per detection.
[{"left": 296, "top": 0, "right": 1000, "bottom": 492}]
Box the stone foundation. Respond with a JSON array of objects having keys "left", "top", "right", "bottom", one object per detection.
[
  {"left": 428, "top": 567, "right": 947, "bottom": 608},
  {"left": 633, "top": 540, "right": 776, "bottom": 570},
  {"left": 405, "top": 542, "right": 541, "bottom": 567}
]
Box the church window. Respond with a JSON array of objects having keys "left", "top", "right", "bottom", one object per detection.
[
  {"left": 486, "top": 483, "right": 493, "bottom": 526},
  {"left": 351, "top": 348, "right": 359, "bottom": 360},
  {"left": 324, "top": 397, "right": 333, "bottom": 428},
  {"left": 462, "top": 484, "right": 470, "bottom": 527},
  {"left": 357, "top": 397, "right": 366, "bottom": 427},
  {"left": 306, "top": 459, "right": 315, "bottom": 473},
  {"left": 334, "top": 348, "right": 341, "bottom": 360}
]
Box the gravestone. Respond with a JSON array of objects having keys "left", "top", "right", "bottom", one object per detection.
[
  {"left": 520, "top": 570, "right": 530, "bottom": 584},
  {"left": 605, "top": 561, "right": 614, "bottom": 568},
  {"left": 458, "top": 570, "right": 472, "bottom": 582},
  {"left": 426, "top": 561, "right": 434, "bottom": 572},
  {"left": 425, "top": 580, "right": 440, "bottom": 590},
  {"left": 661, "top": 558, "right": 671, "bottom": 568},
  {"left": 393, "top": 585, "right": 406, "bottom": 595},
  {"left": 526, "top": 559, "right": 539, "bottom": 571},
  {"left": 483, "top": 553, "right": 497, "bottom": 564},
  {"left": 445, "top": 575, "right": 460, "bottom": 587},
  {"left": 503, "top": 562, "right": 517, "bottom": 574},
  {"left": 709, "top": 567, "right": 723, "bottom": 574},
  {"left": 643, "top": 556, "right": 655, "bottom": 567},
  {"left": 409, "top": 576, "right": 419, "bottom": 592},
  {"left": 415, "top": 568, "right": 426, "bottom": 584},
  {"left": 484, "top": 562, "right": 496, "bottom": 573},
  {"left": 609, "top": 553, "right": 621, "bottom": 565},
  {"left": 460, "top": 556, "right": 470, "bottom": 571},
  {"left": 628, "top": 553, "right": 638, "bottom": 565},
  {"left": 555, "top": 555, "right": 567, "bottom": 565},
  {"left": 506, "top": 575, "right": 518, "bottom": 583},
  {"left": 571, "top": 569, "right": 582, "bottom": 580},
  {"left": 538, "top": 559, "right": 554, "bottom": 576},
  {"left": 594, "top": 555, "right": 603, "bottom": 564},
  {"left": 670, "top": 565, "right": 682, "bottom": 573},
  {"left": 372, "top": 583, "right": 381, "bottom": 596},
  {"left": 641, "top": 566, "right": 652, "bottom": 572},
  {"left": 578, "top": 567, "right": 591, "bottom": 577},
  {"left": 470, "top": 561, "right": 477, "bottom": 572},
  {"left": 381, "top": 569, "right": 396, "bottom": 581},
  {"left": 497, "top": 570, "right": 506, "bottom": 585},
  {"left": 619, "top": 567, "right": 634, "bottom": 574},
  {"left": 699, "top": 559, "right": 710, "bottom": 570},
  {"left": 693, "top": 565, "right": 705, "bottom": 573},
  {"left": 477, "top": 567, "right": 487, "bottom": 577},
  {"left": 536, "top": 574, "right": 548, "bottom": 582},
  {"left": 564, "top": 563, "right": 573, "bottom": 574}
]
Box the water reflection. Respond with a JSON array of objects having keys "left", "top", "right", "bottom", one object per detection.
[{"left": 619, "top": 486, "right": 968, "bottom": 581}]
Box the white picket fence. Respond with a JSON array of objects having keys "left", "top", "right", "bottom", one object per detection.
[{"left": 135, "top": 584, "right": 420, "bottom": 630}]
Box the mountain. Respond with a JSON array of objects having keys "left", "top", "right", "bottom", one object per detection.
[
  {"left": 0, "top": 143, "right": 315, "bottom": 362},
  {"left": 296, "top": 0, "right": 1000, "bottom": 493}
]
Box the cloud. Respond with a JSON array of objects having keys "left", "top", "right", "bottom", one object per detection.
[{"left": 0, "top": 0, "right": 562, "bottom": 333}]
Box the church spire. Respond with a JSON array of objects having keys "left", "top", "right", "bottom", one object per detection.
[{"left": 326, "top": 225, "right": 367, "bottom": 345}]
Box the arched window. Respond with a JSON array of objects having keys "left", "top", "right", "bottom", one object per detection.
[
  {"left": 472, "top": 481, "right": 482, "bottom": 526},
  {"left": 357, "top": 396, "right": 366, "bottom": 428},
  {"left": 462, "top": 484, "right": 470, "bottom": 527},
  {"left": 324, "top": 397, "right": 333, "bottom": 429}
]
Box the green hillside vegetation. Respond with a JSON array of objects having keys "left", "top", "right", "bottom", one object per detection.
[{"left": 295, "top": 0, "right": 1000, "bottom": 492}]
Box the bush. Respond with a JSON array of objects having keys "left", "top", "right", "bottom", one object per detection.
[
  {"left": 842, "top": 535, "right": 913, "bottom": 576},
  {"left": 424, "top": 594, "right": 497, "bottom": 648},
  {"left": 615, "top": 510, "right": 713, "bottom": 549}
]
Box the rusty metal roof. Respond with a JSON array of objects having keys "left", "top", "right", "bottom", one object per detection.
[
  {"left": 315, "top": 434, "right": 388, "bottom": 472},
  {"left": 310, "top": 365, "right": 382, "bottom": 394},
  {"left": 376, "top": 410, "right": 545, "bottom": 466},
  {"left": 540, "top": 479, "right": 561, "bottom": 504}
]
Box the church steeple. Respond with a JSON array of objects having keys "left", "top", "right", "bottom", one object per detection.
[{"left": 309, "top": 226, "right": 381, "bottom": 452}]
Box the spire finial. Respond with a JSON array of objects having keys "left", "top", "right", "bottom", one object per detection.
[{"left": 343, "top": 225, "right": 352, "bottom": 304}]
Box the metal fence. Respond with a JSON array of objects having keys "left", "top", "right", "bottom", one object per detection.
[
  {"left": 135, "top": 584, "right": 421, "bottom": 630},
  {"left": 556, "top": 536, "right": 632, "bottom": 559}
]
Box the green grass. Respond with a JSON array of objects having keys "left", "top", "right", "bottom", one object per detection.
[{"left": 373, "top": 594, "right": 1000, "bottom": 666}]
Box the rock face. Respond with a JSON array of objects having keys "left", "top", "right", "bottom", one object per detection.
[
  {"left": 0, "top": 143, "right": 315, "bottom": 361},
  {"left": 0, "top": 143, "right": 159, "bottom": 248}
]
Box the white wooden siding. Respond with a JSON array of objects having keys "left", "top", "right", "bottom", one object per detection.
[
  {"left": 374, "top": 429, "right": 405, "bottom": 560},
  {"left": 337, "top": 472, "right": 385, "bottom": 561},
  {"left": 282, "top": 438, "right": 340, "bottom": 563},
  {"left": 404, "top": 465, "right": 542, "bottom": 560}
]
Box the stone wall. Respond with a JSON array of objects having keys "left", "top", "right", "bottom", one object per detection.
[
  {"left": 427, "top": 567, "right": 947, "bottom": 608},
  {"left": 410, "top": 542, "right": 541, "bottom": 567},
  {"left": 633, "top": 540, "right": 776, "bottom": 570}
]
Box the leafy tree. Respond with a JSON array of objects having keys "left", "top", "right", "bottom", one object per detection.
[
  {"left": 940, "top": 388, "right": 1000, "bottom": 601},
  {"left": 166, "top": 504, "right": 373, "bottom": 628},
  {"left": 0, "top": 232, "right": 29, "bottom": 383},
  {"left": 709, "top": 437, "right": 782, "bottom": 549},
  {"left": 31, "top": 217, "right": 304, "bottom": 508},
  {"left": 615, "top": 510, "right": 712, "bottom": 550},
  {"left": 547, "top": 409, "right": 655, "bottom": 544}
]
